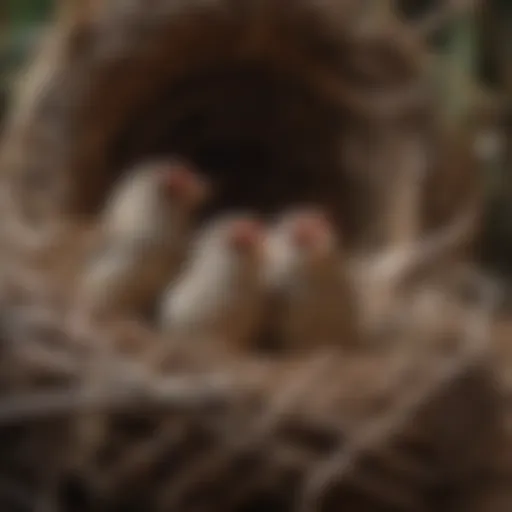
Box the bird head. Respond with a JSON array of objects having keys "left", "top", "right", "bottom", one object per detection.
[
  {"left": 287, "top": 208, "right": 337, "bottom": 264},
  {"left": 156, "top": 160, "right": 211, "bottom": 211},
  {"left": 226, "top": 217, "right": 265, "bottom": 259}
]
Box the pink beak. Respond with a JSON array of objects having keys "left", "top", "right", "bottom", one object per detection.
[
  {"left": 228, "top": 219, "right": 263, "bottom": 253},
  {"left": 161, "top": 165, "right": 209, "bottom": 204},
  {"left": 290, "top": 213, "right": 330, "bottom": 250}
]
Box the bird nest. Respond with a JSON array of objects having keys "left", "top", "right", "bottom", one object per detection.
[{"left": 0, "top": 1, "right": 504, "bottom": 511}]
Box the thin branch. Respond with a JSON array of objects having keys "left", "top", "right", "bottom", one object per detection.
[{"left": 0, "top": 374, "right": 231, "bottom": 424}]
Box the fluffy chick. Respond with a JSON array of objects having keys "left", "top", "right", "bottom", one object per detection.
[
  {"left": 158, "top": 214, "right": 266, "bottom": 351},
  {"left": 350, "top": 205, "right": 477, "bottom": 340},
  {"left": 264, "top": 208, "right": 359, "bottom": 352},
  {"left": 78, "top": 159, "right": 210, "bottom": 317}
]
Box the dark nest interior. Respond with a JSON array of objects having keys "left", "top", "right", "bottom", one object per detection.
[{"left": 0, "top": 1, "right": 509, "bottom": 511}]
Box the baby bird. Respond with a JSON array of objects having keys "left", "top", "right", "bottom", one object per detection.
[
  {"left": 264, "top": 208, "right": 359, "bottom": 352},
  {"left": 158, "top": 214, "right": 266, "bottom": 351},
  {"left": 78, "top": 159, "right": 210, "bottom": 317},
  {"left": 349, "top": 205, "right": 478, "bottom": 340},
  {"left": 400, "top": 283, "right": 467, "bottom": 348}
]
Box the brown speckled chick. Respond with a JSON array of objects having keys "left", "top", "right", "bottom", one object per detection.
[
  {"left": 264, "top": 208, "right": 360, "bottom": 352},
  {"left": 77, "top": 159, "right": 210, "bottom": 318},
  {"left": 158, "top": 214, "right": 266, "bottom": 352}
]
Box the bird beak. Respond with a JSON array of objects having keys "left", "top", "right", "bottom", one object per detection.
[
  {"left": 162, "top": 165, "right": 212, "bottom": 208},
  {"left": 229, "top": 220, "right": 264, "bottom": 256},
  {"left": 290, "top": 214, "right": 336, "bottom": 263}
]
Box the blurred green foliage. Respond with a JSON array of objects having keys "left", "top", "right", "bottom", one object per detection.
[
  {"left": 1, "top": 0, "right": 52, "bottom": 117},
  {"left": 4, "top": 0, "right": 52, "bottom": 24}
]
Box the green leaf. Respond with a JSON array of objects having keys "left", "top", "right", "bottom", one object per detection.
[
  {"left": 424, "top": 4, "right": 480, "bottom": 135},
  {"left": 7, "top": 0, "right": 52, "bottom": 26}
]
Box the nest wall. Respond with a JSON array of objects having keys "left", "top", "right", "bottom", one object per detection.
[{"left": 0, "top": 0, "right": 480, "bottom": 249}]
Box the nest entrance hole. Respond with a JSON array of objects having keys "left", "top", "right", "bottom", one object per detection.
[{"left": 108, "top": 62, "right": 350, "bottom": 225}]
